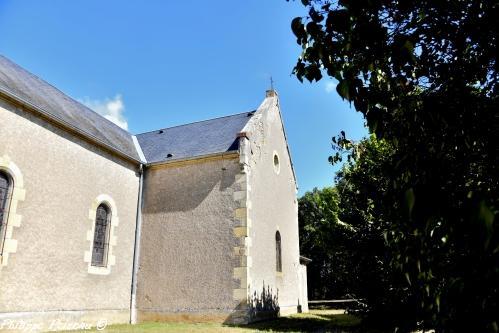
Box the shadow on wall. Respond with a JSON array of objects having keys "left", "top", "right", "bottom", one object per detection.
[
  {"left": 142, "top": 160, "right": 236, "bottom": 213},
  {"left": 248, "top": 283, "right": 280, "bottom": 322}
]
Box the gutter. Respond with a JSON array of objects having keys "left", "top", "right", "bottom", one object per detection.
[{"left": 130, "top": 163, "right": 144, "bottom": 324}]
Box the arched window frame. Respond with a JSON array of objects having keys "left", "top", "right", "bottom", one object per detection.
[
  {"left": 275, "top": 231, "right": 282, "bottom": 273},
  {"left": 0, "top": 170, "right": 13, "bottom": 256},
  {"left": 84, "top": 194, "right": 119, "bottom": 275},
  {"left": 0, "top": 155, "right": 26, "bottom": 268}
]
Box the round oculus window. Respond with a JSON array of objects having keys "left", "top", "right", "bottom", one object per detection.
[{"left": 273, "top": 152, "right": 280, "bottom": 174}]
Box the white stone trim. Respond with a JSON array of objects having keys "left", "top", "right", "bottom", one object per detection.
[
  {"left": 132, "top": 135, "right": 147, "bottom": 163},
  {"left": 229, "top": 137, "right": 253, "bottom": 324},
  {"left": 0, "top": 155, "right": 25, "bottom": 268},
  {"left": 84, "top": 194, "right": 119, "bottom": 275}
]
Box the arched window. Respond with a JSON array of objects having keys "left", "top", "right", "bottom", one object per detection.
[
  {"left": 0, "top": 171, "right": 13, "bottom": 255},
  {"left": 275, "top": 231, "right": 282, "bottom": 272},
  {"left": 91, "top": 204, "right": 111, "bottom": 267}
]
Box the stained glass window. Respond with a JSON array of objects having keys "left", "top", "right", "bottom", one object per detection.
[{"left": 91, "top": 204, "right": 111, "bottom": 266}]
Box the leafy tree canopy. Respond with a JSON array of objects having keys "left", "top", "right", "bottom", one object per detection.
[
  {"left": 290, "top": 0, "right": 498, "bottom": 332},
  {"left": 298, "top": 187, "right": 346, "bottom": 300}
]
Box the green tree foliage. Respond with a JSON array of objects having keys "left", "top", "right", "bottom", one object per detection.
[
  {"left": 298, "top": 187, "right": 348, "bottom": 299},
  {"left": 334, "top": 137, "right": 429, "bottom": 329},
  {"left": 334, "top": 138, "right": 397, "bottom": 315},
  {"left": 300, "top": 138, "right": 413, "bottom": 323},
  {"left": 290, "top": 0, "right": 498, "bottom": 332}
]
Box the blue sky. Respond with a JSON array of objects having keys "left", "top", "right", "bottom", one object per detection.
[{"left": 0, "top": 0, "right": 367, "bottom": 195}]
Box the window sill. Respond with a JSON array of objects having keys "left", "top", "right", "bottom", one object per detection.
[{"left": 88, "top": 265, "right": 112, "bottom": 275}]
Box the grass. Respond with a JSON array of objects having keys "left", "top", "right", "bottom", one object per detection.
[
  {"left": 61, "top": 310, "right": 375, "bottom": 333},
  {"left": 245, "top": 309, "right": 362, "bottom": 332}
]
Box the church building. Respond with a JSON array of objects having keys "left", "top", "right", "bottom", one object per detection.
[{"left": 0, "top": 55, "right": 308, "bottom": 329}]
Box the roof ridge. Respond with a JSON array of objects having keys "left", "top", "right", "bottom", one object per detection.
[
  {"left": 0, "top": 54, "right": 133, "bottom": 137},
  {"left": 136, "top": 110, "right": 256, "bottom": 136}
]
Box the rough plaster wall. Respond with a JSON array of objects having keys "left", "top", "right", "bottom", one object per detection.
[
  {"left": 0, "top": 98, "right": 139, "bottom": 313},
  {"left": 246, "top": 96, "right": 303, "bottom": 314},
  {"left": 137, "top": 158, "right": 241, "bottom": 315},
  {"left": 298, "top": 265, "right": 309, "bottom": 312}
]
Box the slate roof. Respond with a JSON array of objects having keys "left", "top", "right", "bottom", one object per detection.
[
  {"left": 0, "top": 55, "right": 256, "bottom": 165},
  {"left": 0, "top": 55, "right": 140, "bottom": 161},
  {"left": 136, "top": 111, "right": 255, "bottom": 164}
]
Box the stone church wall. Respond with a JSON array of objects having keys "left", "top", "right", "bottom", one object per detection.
[
  {"left": 136, "top": 155, "right": 244, "bottom": 322},
  {"left": 0, "top": 97, "right": 140, "bottom": 328},
  {"left": 0, "top": 90, "right": 307, "bottom": 328},
  {"left": 244, "top": 93, "right": 305, "bottom": 318}
]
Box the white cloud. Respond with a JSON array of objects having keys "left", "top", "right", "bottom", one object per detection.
[
  {"left": 80, "top": 94, "right": 128, "bottom": 130},
  {"left": 325, "top": 81, "right": 337, "bottom": 94}
]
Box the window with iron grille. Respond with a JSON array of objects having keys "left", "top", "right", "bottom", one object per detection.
[
  {"left": 91, "top": 204, "right": 111, "bottom": 267},
  {"left": 275, "top": 231, "right": 282, "bottom": 272},
  {"left": 0, "top": 171, "right": 12, "bottom": 256}
]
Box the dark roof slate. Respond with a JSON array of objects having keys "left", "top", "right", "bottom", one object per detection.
[
  {"left": 136, "top": 111, "right": 254, "bottom": 164},
  {"left": 0, "top": 55, "right": 256, "bottom": 165},
  {"left": 0, "top": 55, "right": 140, "bottom": 161}
]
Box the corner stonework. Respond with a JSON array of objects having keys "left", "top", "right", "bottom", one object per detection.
[{"left": 230, "top": 135, "right": 252, "bottom": 324}]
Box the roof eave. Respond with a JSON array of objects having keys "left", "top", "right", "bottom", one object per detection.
[
  {"left": 299, "top": 256, "right": 312, "bottom": 264},
  {"left": 146, "top": 150, "right": 239, "bottom": 169},
  {"left": 0, "top": 87, "right": 142, "bottom": 165}
]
